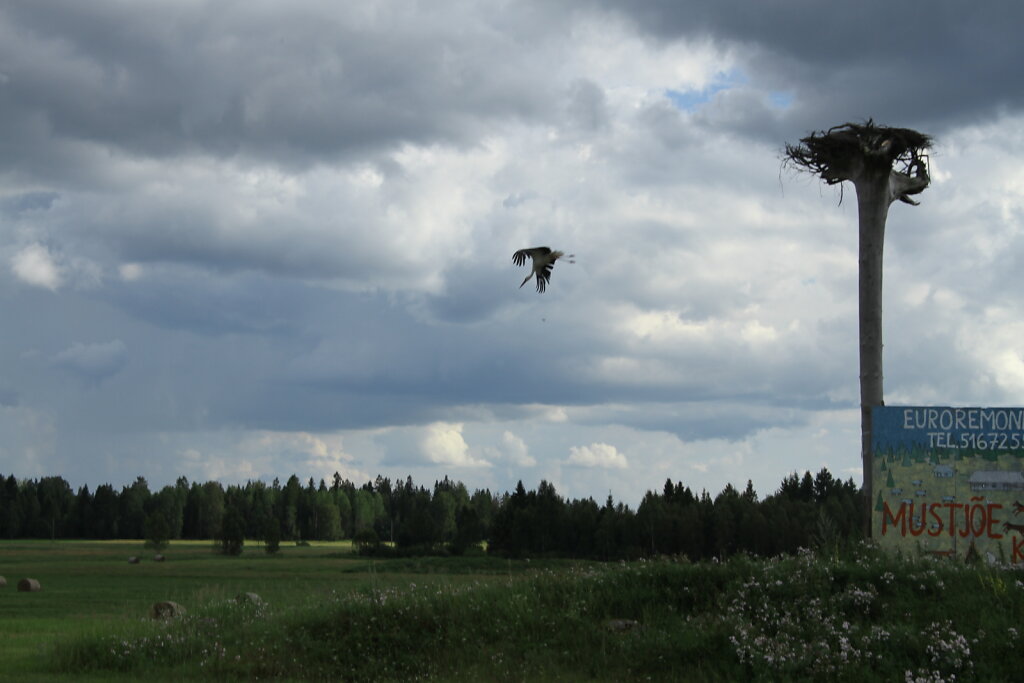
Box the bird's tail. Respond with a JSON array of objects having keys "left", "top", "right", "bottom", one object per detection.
[{"left": 552, "top": 251, "right": 576, "bottom": 264}]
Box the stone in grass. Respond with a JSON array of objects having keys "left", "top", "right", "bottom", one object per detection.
[
  {"left": 603, "top": 618, "right": 640, "bottom": 633},
  {"left": 0, "top": 575, "right": 6, "bottom": 587},
  {"left": 150, "top": 601, "right": 186, "bottom": 620},
  {"left": 154, "top": 554, "right": 166, "bottom": 562},
  {"left": 235, "top": 592, "right": 264, "bottom": 605},
  {"left": 128, "top": 556, "right": 140, "bottom": 564},
  {"left": 18, "top": 578, "right": 42, "bottom": 592}
]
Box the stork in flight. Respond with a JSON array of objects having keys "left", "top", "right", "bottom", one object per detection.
[{"left": 513, "top": 247, "right": 574, "bottom": 293}]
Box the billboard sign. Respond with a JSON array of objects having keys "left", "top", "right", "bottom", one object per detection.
[{"left": 872, "top": 406, "right": 1024, "bottom": 562}]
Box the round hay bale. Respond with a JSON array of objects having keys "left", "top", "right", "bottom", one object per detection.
[
  {"left": 154, "top": 554, "right": 166, "bottom": 562},
  {"left": 18, "top": 578, "right": 41, "bottom": 592},
  {"left": 235, "top": 592, "right": 263, "bottom": 605},
  {"left": 0, "top": 575, "right": 7, "bottom": 587},
  {"left": 150, "top": 601, "right": 186, "bottom": 620},
  {"left": 127, "top": 556, "right": 140, "bottom": 564}
]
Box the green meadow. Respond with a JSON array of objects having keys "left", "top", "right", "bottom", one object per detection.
[
  {"left": 1, "top": 540, "right": 489, "bottom": 682},
  {"left": 4, "top": 540, "right": 1024, "bottom": 681}
]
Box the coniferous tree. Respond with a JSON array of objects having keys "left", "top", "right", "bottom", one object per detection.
[
  {"left": 264, "top": 517, "right": 281, "bottom": 554},
  {"left": 220, "top": 494, "right": 246, "bottom": 556}
]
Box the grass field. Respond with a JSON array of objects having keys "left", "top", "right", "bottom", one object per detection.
[
  {"left": 4, "top": 540, "right": 1024, "bottom": 681},
  {"left": 0, "top": 539, "right": 507, "bottom": 682}
]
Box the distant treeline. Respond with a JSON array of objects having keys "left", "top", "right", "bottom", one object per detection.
[{"left": 0, "top": 469, "right": 864, "bottom": 559}]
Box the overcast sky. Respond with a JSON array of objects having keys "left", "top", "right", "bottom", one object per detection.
[{"left": 3, "top": 1, "right": 1024, "bottom": 506}]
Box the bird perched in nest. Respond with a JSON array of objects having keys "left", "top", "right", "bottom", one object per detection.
[{"left": 513, "top": 247, "right": 574, "bottom": 293}]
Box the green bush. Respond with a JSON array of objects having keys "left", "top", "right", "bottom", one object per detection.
[
  {"left": 264, "top": 519, "right": 281, "bottom": 555},
  {"left": 219, "top": 509, "right": 245, "bottom": 556},
  {"left": 143, "top": 511, "right": 171, "bottom": 552}
]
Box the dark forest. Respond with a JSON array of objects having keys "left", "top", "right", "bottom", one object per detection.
[{"left": 0, "top": 468, "right": 863, "bottom": 560}]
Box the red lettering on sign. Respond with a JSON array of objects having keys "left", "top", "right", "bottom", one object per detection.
[
  {"left": 945, "top": 503, "right": 963, "bottom": 537},
  {"left": 880, "top": 500, "right": 1007, "bottom": 540},
  {"left": 987, "top": 503, "right": 1004, "bottom": 539},
  {"left": 927, "top": 504, "right": 945, "bottom": 536},
  {"left": 882, "top": 501, "right": 907, "bottom": 535}
]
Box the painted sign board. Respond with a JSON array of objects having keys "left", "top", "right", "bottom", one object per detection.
[{"left": 872, "top": 406, "right": 1024, "bottom": 563}]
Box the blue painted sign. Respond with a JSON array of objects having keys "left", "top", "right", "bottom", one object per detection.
[
  {"left": 874, "top": 406, "right": 1024, "bottom": 453},
  {"left": 872, "top": 406, "right": 1024, "bottom": 562}
]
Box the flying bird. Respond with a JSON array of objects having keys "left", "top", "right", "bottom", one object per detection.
[{"left": 513, "top": 247, "right": 574, "bottom": 293}]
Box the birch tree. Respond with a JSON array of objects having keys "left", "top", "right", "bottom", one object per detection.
[{"left": 785, "top": 120, "right": 932, "bottom": 534}]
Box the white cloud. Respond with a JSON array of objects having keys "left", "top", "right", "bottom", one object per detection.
[
  {"left": 502, "top": 430, "right": 536, "bottom": 466},
  {"left": 180, "top": 447, "right": 259, "bottom": 483},
  {"left": 524, "top": 405, "right": 570, "bottom": 423},
  {"left": 421, "top": 422, "right": 491, "bottom": 468},
  {"left": 247, "top": 431, "right": 359, "bottom": 479},
  {"left": 565, "top": 14, "right": 734, "bottom": 111},
  {"left": 566, "top": 442, "right": 628, "bottom": 469},
  {"left": 11, "top": 244, "right": 62, "bottom": 290}
]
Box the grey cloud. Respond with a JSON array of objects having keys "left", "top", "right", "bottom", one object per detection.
[
  {"left": 0, "top": 2, "right": 562, "bottom": 174},
  {"left": 502, "top": 191, "right": 538, "bottom": 209},
  {"left": 0, "top": 191, "right": 60, "bottom": 215},
  {"left": 15, "top": 178, "right": 435, "bottom": 290},
  {"left": 565, "top": 79, "right": 610, "bottom": 133},
  {"left": 571, "top": 401, "right": 811, "bottom": 442},
  {"left": 0, "top": 382, "right": 18, "bottom": 407},
  {"left": 103, "top": 268, "right": 305, "bottom": 336},
  {"left": 52, "top": 339, "right": 127, "bottom": 381},
  {"left": 691, "top": 86, "right": 791, "bottom": 141},
  {"left": 420, "top": 264, "right": 512, "bottom": 324}
]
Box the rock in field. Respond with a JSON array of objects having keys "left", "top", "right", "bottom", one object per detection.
[
  {"left": 150, "top": 601, "right": 186, "bottom": 619},
  {"left": 235, "top": 592, "right": 264, "bottom": 605}
]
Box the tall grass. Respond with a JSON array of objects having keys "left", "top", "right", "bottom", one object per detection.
[{"left": 49, "top": 543, "right": 1024, "bottom": 681}]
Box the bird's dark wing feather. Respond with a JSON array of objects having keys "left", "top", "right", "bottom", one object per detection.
[
  {"left": 535, "top": 263, "right": 553, "bottom": 293},
  {"left": 512, "top": 246, "right": 551, "bottom": 267}
]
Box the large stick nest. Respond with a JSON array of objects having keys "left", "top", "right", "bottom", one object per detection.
[{"left": 785, "top": 119, "right": 932, "bottom": 184}]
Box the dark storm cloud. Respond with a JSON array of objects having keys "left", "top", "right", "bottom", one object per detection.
[
  {"left": 585, "top": 0, "right": 1024, "bottom": 135},
  {"left": 102, "top": 268, "right": 306, "bottom": 336},
  {"left": 0, "top": 1, "right": 560, "bottom": 174},
  {"left": 420, "top": 263, "right": 512, "bottom": 324}
]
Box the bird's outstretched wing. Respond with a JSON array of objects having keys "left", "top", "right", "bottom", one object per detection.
[{"left": 512, "top": 246, "right": 552, "bottom": 267}]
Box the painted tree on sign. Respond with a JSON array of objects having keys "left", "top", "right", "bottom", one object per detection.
[{"left": 785, "top": 120, "right": 932, "bottom": 535}]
